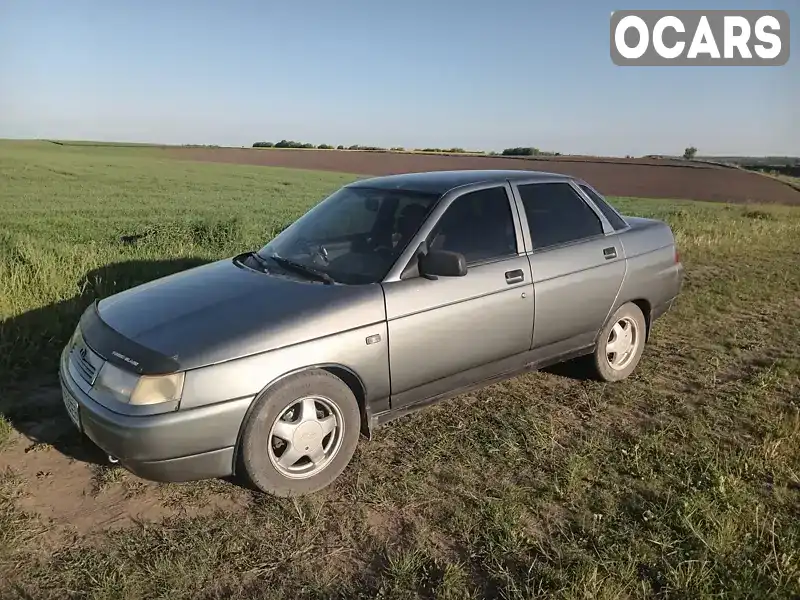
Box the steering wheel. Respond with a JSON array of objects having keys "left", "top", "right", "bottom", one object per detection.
[
  {"left": 351, "top": 232, "right": 390, "bottom": 255},
  {"left": 294, "top": 237, "right": 329, "bottom": 265}
]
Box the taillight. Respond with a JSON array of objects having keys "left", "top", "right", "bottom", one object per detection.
[{"left": 674, "top": 248, "right": 681, "bottom": 264}]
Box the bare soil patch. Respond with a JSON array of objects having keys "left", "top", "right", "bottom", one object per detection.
[
  {"left": 0, "top": 385, "right": 251, "bottom": 543},
  {"left": 164, "top": 147, "right": 800, "bottom": 205}
]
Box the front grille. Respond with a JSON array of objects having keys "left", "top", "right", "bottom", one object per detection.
[
  {"left": 74, "top": 348, "right": 97, "bottom": 383},
  {"left": 70, "top": 335, "right": 101, "bottom": 385}
]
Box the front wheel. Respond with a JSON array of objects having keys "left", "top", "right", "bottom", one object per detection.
[
  {"left": 239, "top": 369, "right": 361, "bottom": 497},
  {"left": 590, "top": 302, "right": 647, "bottom": 382}
]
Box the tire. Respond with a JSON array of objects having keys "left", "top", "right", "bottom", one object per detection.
[
  {"left": 590, "top": 302, "right": 647, "bottom": 382},
  {"left": 240, "top": 369, "right": 361, "bottom": 497}
]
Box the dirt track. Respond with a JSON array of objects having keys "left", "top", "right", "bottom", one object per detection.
[{"left": 165, "top": 148, "right": 800, "bottom": 205}]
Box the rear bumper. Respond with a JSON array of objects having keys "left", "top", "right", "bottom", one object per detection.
[
  {"left": 652, "top": 262, "right": 684, "bottom": 323},
  {"left": 59, "top": 347, "right": 251, "bottom": 483},
  {"left": 652, "top": 297, "right": 675, "bottom": 322}
]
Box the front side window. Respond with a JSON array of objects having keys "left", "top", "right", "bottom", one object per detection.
[
  {"left": 518, "top": 182, "right": 605, "bottom": 250},
  {"left": 427, "top": 186, "right": 517, "bottom": 264},
  {"left": 257, "top": 186, "right": 440, "bottom": 284}
]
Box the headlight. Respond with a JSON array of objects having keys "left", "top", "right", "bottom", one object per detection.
[
  {"left": 94, "top": 362, "right": 185, "bottom": 406},
  {"left": 94, "top": 363, "right": 138, "bottom": 404},
  {"left": 131, "top": 372, "right": 185, "bottom": 405},
  {"left": 68, "top": 325, "right": 82, "bottom": 349}
]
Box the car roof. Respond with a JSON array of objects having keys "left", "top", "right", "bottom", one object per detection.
[{"left": 347, "top": 169, "right": 574, "bottom": 195}]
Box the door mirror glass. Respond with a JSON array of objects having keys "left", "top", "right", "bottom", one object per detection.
[{"left": 419, "top": 250, "right": 467, "bottom": 278}]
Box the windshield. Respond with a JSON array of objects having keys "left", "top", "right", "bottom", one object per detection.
[{"left": 257, "top": 186, "right": 441, "bottom": 284}]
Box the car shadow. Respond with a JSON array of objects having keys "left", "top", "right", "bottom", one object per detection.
[
  {"left": 540, "top": 355, "right": 597, "bottom": 381},
  {"left": 0, "top": 257, "right": 210, "bottom": 466}
]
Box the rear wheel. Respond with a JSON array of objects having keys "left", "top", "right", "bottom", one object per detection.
[
  {"left": 590, "top": 302, "right": 647, "bottom": 382},
  {"left": 240, "top": 369, "right": 361, "bottom": 497}
]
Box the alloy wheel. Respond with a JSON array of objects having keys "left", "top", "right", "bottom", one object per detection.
[
  {"left": 606, "top": 316, "right": 639, "bottom": 371},
  {"left": 267, "top": 395, "right": 344, "bottom": 479}
]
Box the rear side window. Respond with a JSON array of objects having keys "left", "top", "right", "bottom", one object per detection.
[
  {"left": 579, "top": 185, "right": 628, "bottom": 231},
  {"left": 428, "top": 186, "right": 517, "bottom": 264},
  {"left": 518, "top": 182, "right": 604, "bottom": 250}
]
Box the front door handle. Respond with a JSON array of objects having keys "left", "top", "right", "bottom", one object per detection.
[
  {"left": 603, "top": 247, "right": 617, "bottom": 260},
  {"left": 505, "top": 269, "right": 525, "bottom": 284}
]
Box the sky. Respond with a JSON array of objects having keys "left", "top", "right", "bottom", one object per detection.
[{"left": 0, "top": 0, "right": 797, "bottom": 156}]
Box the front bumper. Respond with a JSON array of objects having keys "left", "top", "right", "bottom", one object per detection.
[{"left": 59, "top": 347, "right": 252, "bottom": 483}]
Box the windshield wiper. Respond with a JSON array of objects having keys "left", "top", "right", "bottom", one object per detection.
[
  {"left": 268, "top": 254, "right": 335, "bottom": 285},
  {"left": 246, "top": 251, "right": 271, "bottom": 271},
  {"left": 238, "top": 251, "right": 276, "bottom": 275}
]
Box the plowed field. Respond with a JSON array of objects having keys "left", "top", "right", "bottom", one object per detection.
[{"left": 167, "top": 147, "right": 800, "bottom": 205}]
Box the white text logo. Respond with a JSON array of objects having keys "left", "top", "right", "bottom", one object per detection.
[{"left": 610, "top": 10, "right": 789, "bottom": 66}]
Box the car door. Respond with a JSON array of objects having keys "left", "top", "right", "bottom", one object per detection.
[
  {"left": 381, "top": 183, "right": 534, "bottom": 409},
  {"left": 510, "top": 179, "right": 627, "bottom": 353}
]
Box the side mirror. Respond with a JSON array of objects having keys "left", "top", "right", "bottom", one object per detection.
[{"left": 419, "top": 250, "right": 467, "bottom": 279}]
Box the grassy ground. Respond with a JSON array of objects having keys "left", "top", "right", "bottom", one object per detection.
[{"left": 1, "top": 141, "right": 799, "bottom": 599}]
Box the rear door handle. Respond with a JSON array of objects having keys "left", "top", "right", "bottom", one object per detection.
[
  {"left": 505, "top": 269, "right": 525, "bottom": 284},
  {"left": 603, "top": 247, "right": 617, "bottom": 260}
]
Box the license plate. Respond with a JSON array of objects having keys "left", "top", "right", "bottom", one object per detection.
[{"left": 61, "top": 383, "right": 81, "bottom": 431}]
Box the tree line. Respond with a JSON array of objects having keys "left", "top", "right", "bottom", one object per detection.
[
  {"left": 500, "top": 147, "right": 561, "bottom": 157},
  {"left": 252, "top": 140, "right": 383, "bottom": 151},
  {"left": 252, "top": 140, "right": 561, "bottom": 157}
]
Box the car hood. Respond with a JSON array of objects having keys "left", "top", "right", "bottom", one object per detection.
[{"left": 94, "top": 256, "right": 386, "bottom": 370}]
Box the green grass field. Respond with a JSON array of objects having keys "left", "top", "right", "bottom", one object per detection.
[{"left": 1, "top": 141, "right": 799, "bottom": 599}]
